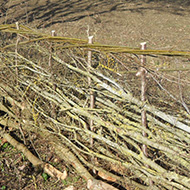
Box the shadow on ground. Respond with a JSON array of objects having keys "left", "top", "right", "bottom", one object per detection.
[{"left": 0, "top": 0, "right": 190, "bottom": 28}]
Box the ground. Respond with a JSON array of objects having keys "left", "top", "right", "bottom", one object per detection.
[
  {"left": 0, "top": 0, "right": 190, "bottom": 189},
  {"left": 1, "top": 0, "right": 190, "bottom": 49}
]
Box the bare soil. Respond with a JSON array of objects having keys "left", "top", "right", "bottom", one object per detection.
[
  {"left": 0, "top": 1, "right": 190, "bottom": 189},
  {"left": 1, "top": 0, "right": 190, "bottom": 49}
]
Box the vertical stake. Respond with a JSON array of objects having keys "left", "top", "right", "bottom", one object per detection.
[
  {"left": 87, "top": 34, "right": 97, "bottom": 174},
  {"left": 49, "top": 30, "right": 56, "bottom": 68},
  {"left": 15, "top": 22, "right": 20, "bottom": 80},
  {"left": 15, "top": 22, "right": 26, "bottom": 144},
  {"left": 140, "top": 42, "right": 148, "bottom": 157},
  {"left": 49, "top": 30, "right": 57, "bottom": 119},
  {"left": 137, "top": 42, "right": 153, "bottom": 186},
  {"left": 87, "top": 35, "right": 94, "bottom": 146}
]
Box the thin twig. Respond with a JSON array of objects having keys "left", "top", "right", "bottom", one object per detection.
[{"left": 178, "top": 71, "right": 190, "bottom": 114}]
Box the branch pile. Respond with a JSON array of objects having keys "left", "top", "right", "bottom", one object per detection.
[{"left": 1, "top": 24, "right": 190, "bottom": 189}]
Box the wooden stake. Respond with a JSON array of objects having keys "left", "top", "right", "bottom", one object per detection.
[
  {"left": 140, "top": 42, "right": 148, "bottom": 157},
  {"left": 15, "top": 22, "right": 27, "bottom": 144},
  {"left": 49, "top": 30, "right": 56, "bottom": 68},
  {"left": 137, "top": 42, "right": 153, "bottom": 186},
  {"left": 15, "top": 22, "right": 20, "bottom": 80},
  {"left": 49, "top": 30, "right": 57, "bottom": 119},
  {"left": 87, "top": 35, "right": 95, "bottom": 146}
]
